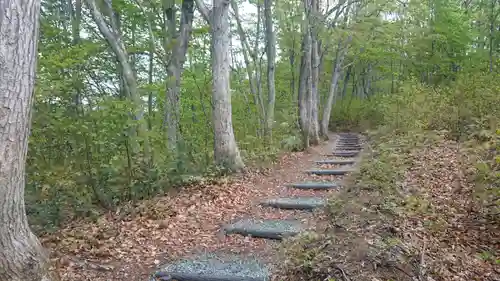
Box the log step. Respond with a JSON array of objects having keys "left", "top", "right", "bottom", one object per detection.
[
  {"left": 224, "top": 218, "right": 304, "bottom": 240},
  {"left": 288, "top": 182, "right": 340, "bottom": 190},
  {"left": 259, "top": 197, "right": 326, "bottom": 210}
]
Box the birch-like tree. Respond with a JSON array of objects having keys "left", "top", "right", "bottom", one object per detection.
[
  {"left": 264, "top": 0, "right": 276, "bottom": 138},
  {"left": 196, "top": 0, "right": 245, "bottom": 171}
]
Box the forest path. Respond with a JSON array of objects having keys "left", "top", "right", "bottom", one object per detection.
[{"left": 44, "top": 132, "right": 364, "bottom": 281}]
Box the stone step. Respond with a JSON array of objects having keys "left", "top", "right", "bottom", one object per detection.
[
  {"left": 259, "top": 197, "right": 326, "bottom": 210},
  {"left": 315, "top": 159, "right": 355, "bottom": 165},
  {"left": 151, "top": 254, "right": 269, "bottom": 281},
  {"left": 305, "top": 169, "right": 354, "bottom": 175},
  {"left": 288, "top": 182, "right": 340, "bottom": 190},
  {"left": 331, "top": 151, "right": 360, "bottom": 157},
  {"left": 224, "top": 218, "right": 303, "bottom": 240}
]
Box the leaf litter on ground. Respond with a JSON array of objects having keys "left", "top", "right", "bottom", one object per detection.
[
  {"left": 42, "top": 135, "right": 346, "bottom": 281},
  {"left": 276, "top": 133, "right": 499, "bottom": 281}
]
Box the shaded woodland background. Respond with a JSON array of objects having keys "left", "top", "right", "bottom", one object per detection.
[{"left": 29, "top": 0, "right": 499, "bottom": 235}]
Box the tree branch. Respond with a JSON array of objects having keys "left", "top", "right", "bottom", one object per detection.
[{"left": 194, "top": 0, "right": 211, "bottom": 24}]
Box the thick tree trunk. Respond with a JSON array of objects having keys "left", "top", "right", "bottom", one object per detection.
[
  {"left": 0, "top": 0, "right": 57, "bottom": 279},
  {"left": 211, "top": 0, "right": 245, "bottom": 171},
  {"left": 264, "top": 0, "right": 276, "bottom": 138}
]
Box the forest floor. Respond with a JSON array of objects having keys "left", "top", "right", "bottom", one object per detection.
[
  {"left": 42, "top": 134, "right": 346, "bottom": 281},
  {"left": 278, "top": 132, "right": 499, "bottom": 281},
  {"left": 41, "top": 131, "right": 500, "bottom": 281}
]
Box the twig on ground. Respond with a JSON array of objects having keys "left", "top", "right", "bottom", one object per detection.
[{"left": 335, "top": 265, "right": 351, "bottom": 281}]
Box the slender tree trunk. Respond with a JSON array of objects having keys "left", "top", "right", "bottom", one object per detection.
[
  {"left": 290, "top": 41, "right": 296, "bottom": 100},
  {"left": 488, "top": 0, "right": 495, "bottom": 73},
  {"left": 255, "top": 2, "right": 266, "bottom": 135},
  {"left": 307, "top": 0, "right": 320, "bottom": 145},
  {"left": 342, "top": 64, "right": 351, "bottom": 98},
  {"left": 211, "top": 0, "right": 245, "bottom": 171},
  {"left": 264, "top": 0, "right": 276, "bottom": 138},
  {"left": 364, "top": 63, "right": 372, "bottom": 96},
  {"left": 0, "top": 0, "right": 58, "bottom": 279},
  {"left": 85, "top": 0, "right": 150, "bottom": 158},
  {"left": 231, "top": 0, "right": 260, "bottom": 113},
  {"left": 165, "top": 0, "right": 195, "bottom": 151},
  {"left": 321, "top": 35, "right": 351, "bottom": 137},
  {"left": 309, "top": 34, "right": 320, "bottom": 145},
  {"left": 148, "top": 40, "right": 154, "bottom": 130},
  {"left": 391, "top": 59, "right": 395, "bottom": 93},
  {"left": 298, "top": 26, "right": 311, "bottom": 148}
]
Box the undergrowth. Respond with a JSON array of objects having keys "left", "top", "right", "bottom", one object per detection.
[
  {"left": 277, "top": 130, "right": 426, "bottom": 281},
  {"left": 278, "top": 73, "right": 500, "bottom": 281}
]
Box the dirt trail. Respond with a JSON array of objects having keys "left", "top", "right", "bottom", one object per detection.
[{"left": 44, "top": 133, "right": 363, "bottom": 281}]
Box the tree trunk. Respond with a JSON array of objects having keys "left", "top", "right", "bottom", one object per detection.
[
  {"left": 231, "top": 0, "right": 264, "bottom": 133},
  {"left": 488, "top": 0, "right": 495, "bottom": 73},
  {"left": 309, "top": 19, "right": 320, "bottom": 144},
  {"left": 363, "top": 63, "right": 372, "bottom": 97},
  {"left": 165, "top": 0, "right": 195, "bottom": 151},
  {"left": 0, "top": 0, "right": 57, "bottom": 279},
  {"left": 231, "top": 0, "right": 257, "bottom": 100},
  {"left": 85, "top": 0, "right": 150, "bottom": 158},
  {"left": 298, "top": 26, "right": 311, "bottom": 148},
  {"left": 264, "top": 0, "right": 276, "bottom": 138},
  {"left": 309, "top": 37, "right": 320, "bottom": 144},
  {"left": 342, "top": 64, "right": 351, "bottom": 98},
  {"left": 255, "top": 2, "right": 266, "bottom": 136},
  {"left": 211, "top": 0, "right": 245, "bottom": 171},
  {"left": 321, "top": 35, "right": 351, "bottom": 137}
]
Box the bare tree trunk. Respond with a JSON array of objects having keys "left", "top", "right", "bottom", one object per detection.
[
  {"left": 210, "top": 0, "right": 245, "bottom": 171},
  {"left": 298, "top": 26, "right": 311, "bottom": 148},
  {"left": 487, "top": 0, "right": 496, "bottom": 73},
  {"left": 255, "top": 2, "right": 266, "bottom": 136},
  {"left": 0, "top": 0, "right": 58, "bottom": 279},
  {"left": 165, "top": 0, "right": 195, "bottom": 151},
  {"left": 85, "top": 0, "right": 150, "bottom": 158},
  {"left": 147, "top": 37, "right": 154, "bottom": 131},
  {"left": 290, "top": 40, "right": 296, "bottom": 100},
  {"left": 363, "top": 63, "right": 372, "bottom": 97},
  {"left": 264, "top": 0, "right": 276, "bottom": 139},
  {"left": 342, "top": 64, "right": 351, "bottom": 98},
  {"left": 321, "top": 35, "right": 351, "bottom": 137},
  {"left": 231, "top": 0, "right": 258, "bottom": 101},
  {"left": 306, "top": 0, "right": 320, "bottom": 145},
  {"left": 309, "top": 38, "right": 320, "bottom": 144}
]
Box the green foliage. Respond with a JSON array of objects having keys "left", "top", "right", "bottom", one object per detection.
[
  {"left": 28, "top": 7, "right": 304, "bottom": 230},
  {"left": 28, "top": 0, "right": 500, "bottom": 235},
  {"left": 471, "top": 128, "right": 500, "bottom": 217}
]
